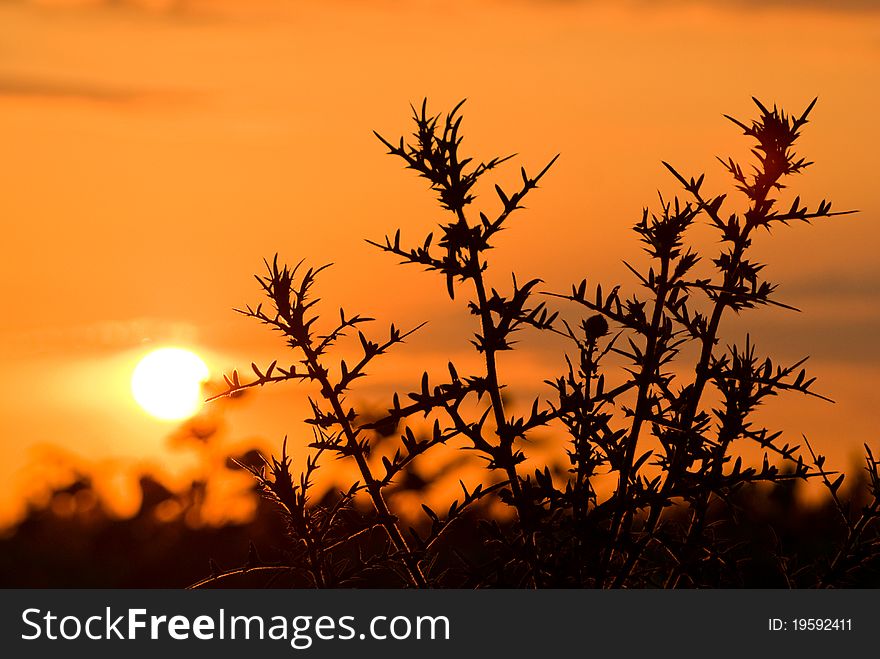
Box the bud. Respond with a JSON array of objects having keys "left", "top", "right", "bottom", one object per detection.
[{"left": 582, "top": 314, "right": 609, "bottom": 341}]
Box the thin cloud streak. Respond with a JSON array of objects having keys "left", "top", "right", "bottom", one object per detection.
[
  {"left": 544, "top": 0, "right": 880, "bottom": 12},
  {"left": 0, "top": 76, "right": 189, "bottom": 105}
]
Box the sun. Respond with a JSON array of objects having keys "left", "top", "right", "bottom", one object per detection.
[{"left": 131, "top": 347, "right": 210, "bottom": 421}]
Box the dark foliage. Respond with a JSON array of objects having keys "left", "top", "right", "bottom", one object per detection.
[
  {"left": 0, "top": 474, "right": 287, "bottom": 588},
  {"left": 200, "top": 98, "right": 879, "bottom": 588},
  {"left": 2, "top": 467, "right": 877, "bottom": 588}
]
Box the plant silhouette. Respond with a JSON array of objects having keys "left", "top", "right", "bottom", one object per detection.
[{"left": 200, "top": 98, "right": 880, "bottom": 588}]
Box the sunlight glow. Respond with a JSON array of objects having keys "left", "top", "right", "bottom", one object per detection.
[{"left": 131, "top": 348, "right": 209, "bottom": 421}]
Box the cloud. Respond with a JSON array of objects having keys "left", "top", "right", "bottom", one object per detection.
[
  {"left": 718, "top": 0, "right": 880, "bottom": 10},
  {"left": 0, "top": 76, "right": 185, "bottom": 105},
  {"left": 546, "top": 0, "right": 880, "bottom": 12},
  {"left": 776, "top": 270, "right": 880, "bottom": 305}
]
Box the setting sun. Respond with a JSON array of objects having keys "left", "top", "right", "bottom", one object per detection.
[{"left": 130, "top": 348, "right": 209, "bottom": 421}]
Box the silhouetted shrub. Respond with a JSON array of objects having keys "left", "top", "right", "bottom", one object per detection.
[{"left": 203, "top": 98, "right": 880, "bottom": 588}]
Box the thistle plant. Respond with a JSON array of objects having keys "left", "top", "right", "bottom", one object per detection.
[{"left": 196, "top": 98, "right": 880, "bottom": 588}]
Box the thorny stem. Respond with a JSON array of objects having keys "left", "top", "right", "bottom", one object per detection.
[
  {"left": 664, "top": 197, "right": 771, "bottom": 587},
  {"left": 300, "top": 514, "right": 327, "bottom": 588},
  {"left": 616, "top": 223, "right": 751, "bottom": 588},
  {"left": 600, "top": 256, "right": 671, "bottom": 586},
  {"left": 810, "top": 440, "right": 880, "bottom": 587},
  {"left": 573, "top": 340, "right": 598, "bottom": 525},
  {"left": 621, "top": 160, "right": 780, "bottom": 586},
  {"left": 462, "top": 212, "right": 542, "bottom": 586},
  {"left": 821, "top": 501, "right": 880, "bottom": 587},
  {"left": 570, "top": 337, "right": 600, "bottom": 584},
  {"left": 298, "top": 340, "right": 429, "bottom": 589}
]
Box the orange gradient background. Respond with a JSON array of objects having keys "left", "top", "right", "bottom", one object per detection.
[{"left": 0, "top": 0, "right": 878, "bottom": 527}]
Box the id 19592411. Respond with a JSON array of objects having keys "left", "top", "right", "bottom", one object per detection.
[{"left": 768, "top": 618, "right": 853, "bottom": 632}]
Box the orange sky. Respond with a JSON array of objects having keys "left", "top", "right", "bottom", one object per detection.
[{"left": 0, "top": 0, "right": 878, "bottom": 526}]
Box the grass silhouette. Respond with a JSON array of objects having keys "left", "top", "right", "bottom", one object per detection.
[{"left": 198, "top": 98, "right": 880, "bottom": 588}]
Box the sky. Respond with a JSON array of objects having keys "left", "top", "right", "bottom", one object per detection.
[{"left": 0, "top": 0, "right": 878, "bottom": 526}]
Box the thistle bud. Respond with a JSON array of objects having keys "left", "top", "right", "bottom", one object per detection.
[{"left": 582, "top": 314, "right": 609, "bottom": 341}]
